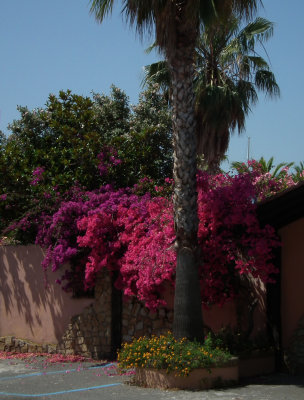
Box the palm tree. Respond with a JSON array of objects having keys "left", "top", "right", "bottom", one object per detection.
[
  {"left": 232, "top": 157, "right": 294, "bottom": 178},
  {"left": 89, "top": 0, "right": 261, "bottom": 342},
  {"left": 143, "top": 15, "right": 279, "bottom": 173},
  {"left": 292, "top": 161, "right": 304, "bottom": 182}
]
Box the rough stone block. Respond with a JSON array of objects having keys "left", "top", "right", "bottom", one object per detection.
[
  {"left": 128, "top": 328, "right": 135, "bottom": 336},
  {"left": 140, "top": 307, "right": 148, "bottom": 317},
  {"left": 132, "top": 303, "right": 141, "bottom": 316},
  {"left": 148, "top": 311, "right": 157, "bottom": 320},
  {"left": 76, "top": 337, "right": 84, "bottom": 345},
  {"left": 135, "top": 321, "right": 144, "bottom": 331},
  {"left": 93, "top": 337, "right": 101, "bottom": 346},
  {"left": 122, "top": 335, "right": 132, "bottom": 342},
  {"left": 81, "top": 344, "right": 88, "bottom": 352},
  {"left": 152, "top": 320, "right": 164, "bottom": 330},
  {"left": 21, "top": 345, "right": 28, "bottom": 353},
  {"left": 5, "top": 337, "right": 14, "bottom": 345},
  {"left": 64, "top": 349, "right": 75, "bottom": 356},
  {"left": 28, "top": 345, "right": 37, "bottom": 353},
  {"left": 48, "top": 345, "right": 57, "bottom": 354},
  {"left": 158, "top": 309, "right": 166, "bottom": 318}
]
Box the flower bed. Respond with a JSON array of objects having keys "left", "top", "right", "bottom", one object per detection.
[
  {"left": 134, "top": 361, "right": 238, "bottom": 390},
  {"left": 118, "top": 332, "right": 238, "bottom": 389}
]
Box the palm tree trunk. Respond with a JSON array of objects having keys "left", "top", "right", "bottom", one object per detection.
[{"left": 167, "top": 30, "right": 204, "bottom": 343}]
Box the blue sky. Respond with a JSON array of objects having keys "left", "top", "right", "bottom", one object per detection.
[{"left": 1, "top": 1, "right": 303, "bottom": 169}]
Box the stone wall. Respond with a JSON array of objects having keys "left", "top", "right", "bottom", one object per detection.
[
  {"left": 57, "top": 270, "right": 113, "bottom": 359},
  {"left": 0, "top": 270, "right": 113, "bottom": 359},
  {"left": 0, "top": 336, "right": 57, "bottom": 354},
  {"left": 122, "top": 298, "right": 173, "bottom": 343},
  {"left": 0, "top": 258, "right": 272, "bottom": 361}
]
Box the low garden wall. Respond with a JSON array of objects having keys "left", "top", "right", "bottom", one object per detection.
[{"left": 0, "top": 245, "right": 269, "bottom": 360}]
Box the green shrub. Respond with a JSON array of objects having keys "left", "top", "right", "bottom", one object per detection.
[{"left": 117, "top": 332, "right": 232, "bottom": 376}]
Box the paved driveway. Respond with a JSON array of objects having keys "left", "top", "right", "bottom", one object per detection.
[{"left": 0, "top": 358, "right": 303, "bottom": 399}]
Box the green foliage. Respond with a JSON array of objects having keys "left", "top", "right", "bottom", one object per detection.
[
  {"left": 231, "top": 157, "right": 294, "bottom": 178},
  {"left": 115, "top": 84, "right": 172, "bottom": 186},
  {"left": 208, "top": 327, "right": 273, "bottom": 357},
  {"left": 292, "top": 161, "right": 304, "bottom": 182},
  {"left": 4, "top": 91, "right": 100, "bottom": 191},
  {"left": 0, "top": 85, "right": 172, "bottom": 239},
  {"left": 143, "top": 15, "right": 279, "bottom": 170},
  {"left": 117, "top": 332, "right": 232, "bottom": 376}
]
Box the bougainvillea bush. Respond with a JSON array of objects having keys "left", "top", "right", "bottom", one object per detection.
[
  {"left": 28, "top": 162, "right": 286, "bottom": 309},
  {"left": 196, "top": 171, "right": 280, "bottom": 305}
]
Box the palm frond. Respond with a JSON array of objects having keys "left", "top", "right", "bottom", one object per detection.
[
  {"left": 231, "top": 160, "right": 252, "bottom": 174},
  {"left": 239, "top": 17, "right": 273, "bottom": 43},
  {"left": 294, "top": 161, "right": 304, "bottom": 174},
  {"left": 144, "top": 42, "right": 157, "bottom": 54},
  {"left": 207, "top": 0, "right": 262, "bottom": 21},
  {"left": 255, "top": 70, "right": 280, "bottom": 97},
  {"left": 272, "top": 161, "right": 294, "bottom": 178},
  {"left": 236, "top": 80, "right": 258, "bottom": 112},
  {"left": 264, "top": 156, "right": 274, "bottom": 172},
  {"left": 231, "top": 0, "right": 261, "bottom": 19},
  {"left": 141, "top": 61, "right": 171, "bottom": 90},
  {"left": 246, "top": 55, "right": 269, "bottom": 70},
  {"left": 89, "top": 0, "right": 115, "bottom": 22}
]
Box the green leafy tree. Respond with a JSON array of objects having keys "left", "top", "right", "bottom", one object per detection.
[
  {"left": 123, "top": 83, "right": 173, "bottom": 183},
  {"left": 0, "top": 85, "right": 173, "bottom": 237},
  {"left": 143, "top": 15, "right": 279, "bottom": 172},
  {"left": 89, "top": 0, "right": 260, "bottom": 341},
  {"left": 92, "top": 85, "right": 131, "bottom": 142},
  {"left": 5, "top": 90, "right": 104, "bottom": 191}
]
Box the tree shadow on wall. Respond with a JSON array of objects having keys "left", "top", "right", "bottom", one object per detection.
[{"left": 0, "top": 245, "right": 92, "bottom": 341}]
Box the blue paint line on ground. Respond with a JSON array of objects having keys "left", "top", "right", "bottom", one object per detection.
[
  {"left": 0, "top": 382, "right": 122, "bottom": 397},
  {"left": 0, "top": 363, "right": 115, "bottom": 381}
]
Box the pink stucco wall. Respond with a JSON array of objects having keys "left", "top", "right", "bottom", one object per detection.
[
  {"left": 0, "top": 245, "right": 93, "bottom": 344},
  {"left": 203, "top": 277, "right": 267, "bottom": 336},
  {"left": 279, "top": 218, "right": 304, "bottom": 348},
  {"left": 162, "top": 277, "right": 267, "bottom": 335},
  {"left": 0, "top": 245, "right": 269, "bottom": 347}
]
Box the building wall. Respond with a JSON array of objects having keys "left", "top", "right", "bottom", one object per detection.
[
  {"left": 0, "top": 245, "right": 92, "bottom": 345},
  {"left": 279, "top": 218, "right": 304, "bottom": 348},
  {"left": 279, "top": 218, "right": 304, "bottom": 373}
]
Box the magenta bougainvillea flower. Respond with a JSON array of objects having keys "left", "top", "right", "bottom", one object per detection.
[
  {"left": 34, "top": 167, "right": 283, "bottom": 310},
  {"left": 30, "top": 166, "right": 45, "bottom": 186}
]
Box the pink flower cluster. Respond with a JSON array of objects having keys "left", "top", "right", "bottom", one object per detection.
[
  {"left": 36, "top": 162, "right": 290, "bottom": 309},
  {"left": 97, "top": 147, "right": 122, "bottom": 176},
  {"left": 237, "top": 160, "right": 296, "bottom": 200},
  {"left": 196, "top": 172, "right": 280, "bottom": 305},
  {"left": 30, "top": 166, "right": 45, "bottom": 186}
]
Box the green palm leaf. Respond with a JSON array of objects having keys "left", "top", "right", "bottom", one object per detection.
[{"left": 143, "top": 12, "right": 278, "bottom": 170}]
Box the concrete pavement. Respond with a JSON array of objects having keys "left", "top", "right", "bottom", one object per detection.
[{"left": 0, "top": 358, "right": 303, "bottom": 399}]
